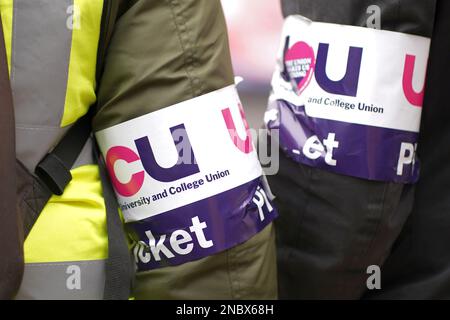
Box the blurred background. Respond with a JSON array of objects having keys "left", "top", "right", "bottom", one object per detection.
[{"left": 221, "top": 0, "right": 284, "bottom": 130}]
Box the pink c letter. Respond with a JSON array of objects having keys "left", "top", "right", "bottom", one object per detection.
[{"left": 106, "top": 146, "right": 145, "bottom": 197}]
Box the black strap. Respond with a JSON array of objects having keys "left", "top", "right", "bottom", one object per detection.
[
  {"left": 95, "top": 146, "right": 133, "bottom": 300},
  {"left": 35, "top": 109, "right": 93, "bottom": 195},
  {"left": 95, "top": 0, "right": 134, "bottom": 300}
]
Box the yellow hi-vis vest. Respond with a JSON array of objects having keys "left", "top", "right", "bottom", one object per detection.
[{"left": 0, "top": 0, "right": 109, "bottom": 299}]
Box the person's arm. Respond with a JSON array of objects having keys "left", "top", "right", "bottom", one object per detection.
[
  {"left": 93, "top": 0, "right": 278, "bottom": 299},
  {"left": 268, "top": 0, "right": 437, "bottom": 299}
]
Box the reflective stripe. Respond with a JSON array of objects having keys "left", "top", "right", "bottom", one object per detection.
[
  {"left": 16, "top": 126, "right": 69, "bottom": 172},
  {"left": 12, "top": 0, "right": 73, "bottom": 126},
  {"left": 61, "top": 0, "right": 103, "bottom": 127},
  {"left": 16, "top": 260, "right": 105, "bottom": 300},
  {"left": 0, "top": 0, "right": 12, "bottom": 73},
  {"left": 10, "top": 0, "right": 103, "bottom": 171},
  {"left": 12, "top": 0, "right": 74, "bottom": 171}
]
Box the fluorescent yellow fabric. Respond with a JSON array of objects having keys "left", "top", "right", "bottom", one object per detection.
[
  {"left": 0, "top": 0, "right": 13, "bottom": 73},
  {"left": 61, "top": 0, "right": 103, "bottom": 127},
  {"left": 0, "top": 0, "right": 108, "bottom": 266},
  {"left": 11, "top": 0, "right": 108, "bottom": 264},
  {"left": 24, "top": 165, "right": 108, "bottom": 263}
]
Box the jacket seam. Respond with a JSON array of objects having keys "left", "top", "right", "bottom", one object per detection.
[{"left": 166, "top": 0, "right": 204, "bottom": 98}]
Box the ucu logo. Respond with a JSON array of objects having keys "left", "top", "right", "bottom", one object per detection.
[
  {"left": 106, "top": 104, "right": 253, "bottom": 197},
  {"left": 282, "top": 36, "right": 425, "bottom": 106}
]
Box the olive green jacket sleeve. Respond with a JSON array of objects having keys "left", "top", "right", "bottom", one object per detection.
[
  {"left": 91, "top": 0, "right": 278, "bottom": 300},
  {"left": 93, "top": 0, "right": 234, "bottom": 130}
]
